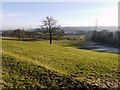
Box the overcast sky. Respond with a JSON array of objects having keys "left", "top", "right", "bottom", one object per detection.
[{"left": 1, "top": 1, "right": 119, "bottom": 29}]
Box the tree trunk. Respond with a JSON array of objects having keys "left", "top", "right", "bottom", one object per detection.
[{"left": 50, "top": 30, "right": 52, "bottom": 44}]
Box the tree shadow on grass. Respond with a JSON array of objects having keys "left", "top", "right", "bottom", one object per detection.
[
  {"left": 61, "top": 40, "right": 93, "bottom": 50},
  {"left": 60, "top": 40, "right": 119, "bottom": 54}
]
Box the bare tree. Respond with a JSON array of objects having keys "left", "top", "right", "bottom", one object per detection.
[{"left": 41, "top": 16, "right": 60, "bottom": 44}]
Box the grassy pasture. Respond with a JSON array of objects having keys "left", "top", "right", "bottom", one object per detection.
[{"left": 2, "top": 39, "right": 119, "bottom": 89}]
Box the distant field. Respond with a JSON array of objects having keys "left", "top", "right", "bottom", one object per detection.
[{"left": 2, "top": 39, "right": 119, "bottom": 89}]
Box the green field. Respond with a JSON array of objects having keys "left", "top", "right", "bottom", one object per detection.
[{"left": 2, "top": 39, "right": 119, "bottom": 89}]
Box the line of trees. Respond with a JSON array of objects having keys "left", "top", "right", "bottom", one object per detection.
[
  {"left": 2, "top": 17, "right": 64, "bottom": 44},
  {"left": 2, "top": 28, "right": 64, "bottom": 41},
  {"left": 2, "top": 29, "right": 38, "bottom": 40},
  {"left": 90, "top": 30, "right": 120, "bottom": 47}
]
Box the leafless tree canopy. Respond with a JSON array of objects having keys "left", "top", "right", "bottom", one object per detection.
[
  {"left": 41, "top": 16, "right": 61, "bottom": 44},
  {"left": 41, "top": 17, "right": 60, "bottom": 30}
]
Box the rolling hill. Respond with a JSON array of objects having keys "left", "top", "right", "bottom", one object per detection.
[{"left": 2, "top": 39, "right": 119, "bottom": 89}]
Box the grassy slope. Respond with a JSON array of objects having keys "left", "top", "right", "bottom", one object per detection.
[{"left": 2, "top": 40, "right": 119, "bottom": 89}]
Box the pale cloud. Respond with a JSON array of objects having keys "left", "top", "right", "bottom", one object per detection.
[
  {"left": 58, "top": 6, "right": 118, "bottom": 26},
  {"left": 2, "top": 11, "right": 31, "bottom": 17},
  {"left": 2, "top": 16, "right": 41, "bottom": 29},
  {"left": 73, "top": 7, "right": 117, "bottom": 13},
  {"left": 68, "top": 6, "right": 118, "bottom": 26},
  {"left": 1, "top": 0, "right": 119, "bottom": 2},
  {"left": 2, "top": 11, "right": 32, "bottom": 29},
  {"left": 2, "top": 5, "right": 118, "bottom": 29},
  {"left": 95, "top": 6, "right": 118, "bottom": 26}
]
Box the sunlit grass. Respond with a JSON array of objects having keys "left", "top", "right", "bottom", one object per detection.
[{"left": 2, "top": 39, "right": 119, "bottom": 89}]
